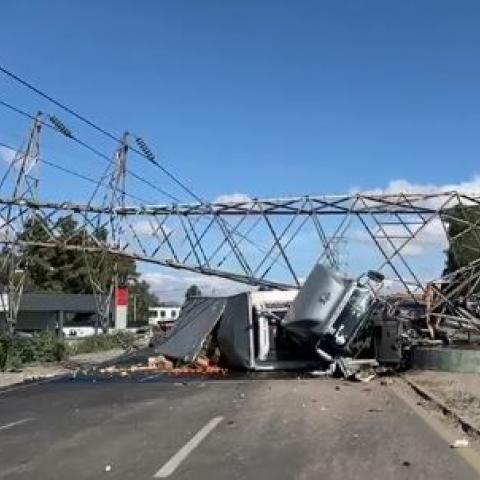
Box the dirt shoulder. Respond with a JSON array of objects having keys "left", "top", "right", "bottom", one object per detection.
[
  {"left": 404, "top": 370, "right": 480, "bottom": 433},
  {"left": 0, "top": 348, "right": 127, "bottom": 389}
]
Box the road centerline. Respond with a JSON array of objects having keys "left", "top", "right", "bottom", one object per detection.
[
  {"left": 0, "top": 418, "right": 34, "bottom": 432},
  {"left": 153, "top": 416, "right": 224, "bottom": 478}
]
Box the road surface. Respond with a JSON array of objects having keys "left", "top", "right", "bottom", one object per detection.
[{"left": 0, "top": 374, "right": 479, "bottom": 479}]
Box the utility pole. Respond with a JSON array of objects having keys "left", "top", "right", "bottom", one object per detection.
[
  {"left": 0, "top": 114, "right": 42, "bottom": 334},
  {"left": 133, "top": 294, "right": 137, "bottom": 324}
]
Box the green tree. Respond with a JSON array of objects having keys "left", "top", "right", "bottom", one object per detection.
[
  {"left": 128, "top": 280, "right": 159, "bottom": 324},
  {"left": 2, "top": 214, "right": 158, "bottom": 323},
  {"left": 185, "top": 284, "right": 202, "bottom": 299},
  {"left": 444, "top": 205, "right": 480, "bottom": 274}
]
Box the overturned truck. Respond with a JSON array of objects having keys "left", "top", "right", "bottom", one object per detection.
[{"left": 155, "top": 264, "right": 381, "bottom": 371}]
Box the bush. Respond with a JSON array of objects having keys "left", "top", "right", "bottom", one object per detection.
[
  {"left": 0, "top": 331, "right": 136, "bottom": 370},
  {"left": 0, "top": 332, "right": 67, "bottom": 371},
  {"left": 67, "top": 331, "right": 136, "bottom": 355},
  {"left": 0, "top": 335, "right": 12, "bottom": 371}
]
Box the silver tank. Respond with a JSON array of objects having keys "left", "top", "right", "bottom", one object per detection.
[{"left": 282, "top": 264, "right": 357, "bottom": 347}]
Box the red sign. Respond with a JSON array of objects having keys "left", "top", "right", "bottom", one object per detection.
[{"left": 116, "top": 287, "right": 129, "bottom": 307}]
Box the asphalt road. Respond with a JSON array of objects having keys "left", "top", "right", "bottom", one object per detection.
[{"left": 0, "top": 375, "right": 479, "bottom": 479}]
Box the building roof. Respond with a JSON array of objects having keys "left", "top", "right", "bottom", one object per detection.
[
  {"left": 151, "top": 302, "right": 182, "bottom": 308},
  {"left": 19, "top": 294, "right": 99, "bottom": 312}
]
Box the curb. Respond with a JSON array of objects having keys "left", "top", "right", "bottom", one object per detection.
[
  {"left": 401, "top": 375, "right": 480, "bottom": 438},
  {"left": 0, "top": 372, "right": 69, "bottom": 395}
]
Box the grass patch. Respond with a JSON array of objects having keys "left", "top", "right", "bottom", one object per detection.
[
  {"left": 0, "top": 331, "right": 137, "bottom": 371},
  {"left": 67, "top": 331, "right": 136, "bottom": 355}
]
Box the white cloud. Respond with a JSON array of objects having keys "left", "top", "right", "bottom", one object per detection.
[
  {"left": 142, "top": 269, "right": 253, "bottom": 302},
  {"left": 130, "top": 219, "right": 173, "bottom": 237},
  {"left": 381, "top": 219, "right": 448, "bottom": 258},
  {"left": 350, "top": 217, "right": 448, "bottom": 258},
  {"left": 0, "top": 145, "right": 38, "bottom": 174},
  {"left": 213, "top": 193, "right": 252, "bottom": 204},
  {"left": 346, "top": 176, "right": 480, "bottom": 258},
  {"left": 358, "top": 177, "right": 480, "bottom": 196},
  {"left": 352, "top": 176, "right": 480, "bottom": 210},
  {"left": 0, "top": 145, "right": 16, "bottom": 166}
]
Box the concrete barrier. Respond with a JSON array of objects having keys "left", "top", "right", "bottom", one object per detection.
[{"left": 411, "top": 346, "right": 480, "bottom": 373}]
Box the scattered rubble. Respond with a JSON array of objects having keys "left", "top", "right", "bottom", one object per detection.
[
  {"left": 96, "top": 354, "right": 227, "bottom": 377},
  {"left": 335, "top": 357, "right": 378, "bottom": 382},
  {"left": 380, "top": 378, "right": 394, "bottom": 386},
  {"left": 146, "top": 262, "right": 480, "bottom": 379},
  {"left": 64, "top": 257, "right": 480, "bottom": 397},
  {"left": 451, "top": 439, "right": 469, "bottom": 448},
  {"left": 147, "top": 355, "right": 173, "bottom": 370}
]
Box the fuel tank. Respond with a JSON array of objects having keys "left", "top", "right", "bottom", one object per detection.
[{"left": 282, "top": 264, "right": 372, "bottom": 356}]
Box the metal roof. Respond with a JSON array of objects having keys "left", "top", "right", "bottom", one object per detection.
[{"left": 19, "top": 294, "right": 100, "bottom": 312}]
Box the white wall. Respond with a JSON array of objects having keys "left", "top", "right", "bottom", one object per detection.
[
  {"left": 63, "top": 326, "right": 97, "bottom": 337},
  {"left": 148, "top": 306, "right": 181, "bottom": 325}
]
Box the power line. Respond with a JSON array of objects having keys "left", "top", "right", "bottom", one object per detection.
[
  {"left": 0, "top": 96, "right": 287, "bottom": 272},
  {"left": 0, "top": 63, "right": 203, "bottom": 203},
  {"left": 0, "top": 139, "right": 149, "bottom": 204},
  {"left": 0, "top": 99, "right": 181, "bottom": 203}
]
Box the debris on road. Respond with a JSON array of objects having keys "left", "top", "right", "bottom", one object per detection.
[
  {"left": 147, "top": 355, "right": 173, "bottom": 370},
  {"left": 93, "top": 260, "right": 480, "bottom": 392},
  {"left": 153, "top": 265, "right": 382, "bottom": 373},
  {"left": 96, "top": 354, "right": 227, "bottom": 377},
  {"left": 335, "top": 357, "right": 378, "bottom": 382},
  {"left": 451, "top": 439, "right": 470, "bottom": 448},
  {"left": 133, "top": 261, "right": 480, "bottom": 387},
  {"left": 380, "top": 378, "right": 394, "bottom": 386}
]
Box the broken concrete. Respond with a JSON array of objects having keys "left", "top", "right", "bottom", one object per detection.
[{"left": 410, "top": 346, "right": 480, "bottom": 373}]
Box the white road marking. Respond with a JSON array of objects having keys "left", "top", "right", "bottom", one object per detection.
[
  {"left": 139, "top": 373, "right": 163, "bottom": 383},
  {"left": 0, "top": 418, "right": 34, "bottom": 432},
  {"left": 154, "top": 416, "right": 224, "bottom": 478}
]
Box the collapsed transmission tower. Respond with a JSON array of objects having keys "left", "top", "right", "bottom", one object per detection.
[
  {"left": 0, "top": 114, "right": 42, "bottom": 333},
  {"left": 84, "top": 133, "right": 129, "bottom": 332},
  {"left": 3, "top": 109, "right": 480, "bottom": 339}
]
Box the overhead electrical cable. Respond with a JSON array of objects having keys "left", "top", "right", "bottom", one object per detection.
[
  {"left": 0, "top": 99, "right": 181, "bottom": 203},
  {"left": 0, "top": 139, "right": 150, "bottom": 204},
  {"left": 0, "top": 98, "right": 285, "bottom": 269},
  {"left": 0, "top": 64, "right": 202, "bottom": 203},
  {"left": 0, "top": 69, "right": 291, "bottom": 273}
]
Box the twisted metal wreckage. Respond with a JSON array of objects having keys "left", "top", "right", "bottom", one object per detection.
[{"left": 2, "top": 114, "right": 480, "bottom": 373}]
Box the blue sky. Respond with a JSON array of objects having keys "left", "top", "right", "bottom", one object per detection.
[{"left": 1, "top": 1, "right": 480, "bottom": 298}]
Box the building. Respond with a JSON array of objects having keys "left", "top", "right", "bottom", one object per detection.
[
  {"left": 0, "top": 293, "right": 101, "bottom": 336},
  {"left": 0, "top": 289, "right": 136, "bottom": 336},
  {"left": 148, "top": 304, "right": 181, "bottom": 326}
]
